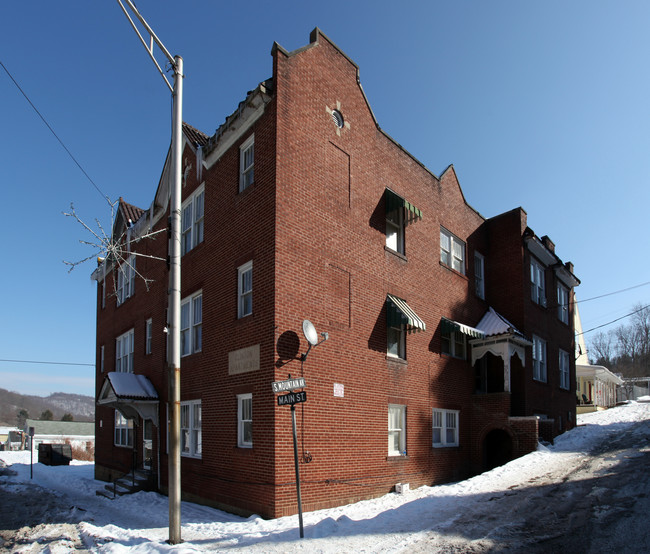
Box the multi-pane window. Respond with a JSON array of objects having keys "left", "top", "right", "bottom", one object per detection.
[
  {"left": 145, "top": 318, "right": 152, "bottom": 355},
  {"left": 237, "top": 393, "right": 253, "bottom": 448},
  {"left": 388, "top": 404, "right": 406, "bottom": 456},
  {"left": 559, "top": 349, "right": 570, "bottom": 390},
  {"left": 386, "top": 209, "right": 405, "bottom": 255},
  {"left": 475, "top": 252, "right": 485, "bottom": 299},
  {"left": 432, "top": 409, "right": 459, "bottom": 447},
  {"left": 387, "top": 325, "right": 406, "bottom": 359},
  {"left": 440, "top": 228, "right": 465, "bottom": 274},
  {"left": 533, "top": 335, "right": 547, "bottom": 382},
  {"left": 239, "top": 135, "right": 255, "bottom": 192},
  {"left": 530, "top": 258, "right": 546, "bottom": 306},
  {"left": 441, "top": 330, "right": 466, "bottom": 359},
  {"left": 116, "top": 255, "right": 136, "bottom": 305},
  {"left": 181, "top": 186, "right": 205, "bottom": 256},
  {"left": 114, "top": 411, "right": 133, "bottom": 447},
  {"left": 115, "top": 329, "right": 134, "bottom": 373},
  {"left": 557, "top": 283, "right": 569, "bottom": 324},
  {"left": 181, "top": 291, "right": 202, "bottom": 356},
  {"left": 180, "top": 400, "right": 202, "bottom": 457},
  {"left": 238, "top": 261, "right": 253, "bottom": 318}
]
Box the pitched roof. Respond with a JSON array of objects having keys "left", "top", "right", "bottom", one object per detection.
[
  {"left": 183, "top": 122, "right": 210, "bottom": 148},
  {"left": 475, "top": 307, "right": 526, "bottom": 338},
  {"left": 24, "top": 419, "right": 94, "bottom": 436},
  {"left": 119, "top": 197, "right": 145, "bottom": 227}
]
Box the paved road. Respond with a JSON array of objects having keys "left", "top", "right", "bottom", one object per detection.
[{"left": 406, "top": 418, "right": 650, "bottom": 553}]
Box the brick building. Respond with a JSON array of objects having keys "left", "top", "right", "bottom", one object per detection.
[{"left": 93, "top": 28, "right": 579, "bottom": 518}]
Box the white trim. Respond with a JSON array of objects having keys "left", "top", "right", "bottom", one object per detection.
[
  {"left": 237, "top": 393, "right": 253, "bottom": 448},
  {"left": 237, "top": 261, "right": 253, "bottom": 318},
  {"left": 180, "top": 400, "right": 202, "bottom": 458},
  {"left": 432, "top": 408, "right": 459, "bottom": 447},
  {"left": 388, "top": 404, "right": 406, "bottom": 456}
]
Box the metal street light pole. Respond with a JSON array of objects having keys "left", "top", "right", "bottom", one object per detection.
[{"left": 116, "top": 1, "right": 183, "bottom": 544}]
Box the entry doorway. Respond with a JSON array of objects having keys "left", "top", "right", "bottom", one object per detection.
[
  {"left": 483, "top": 429, "right": 513, "bottom": 471},
  {"left": 143, "top": 420, "right": 153, "bottom": 470}
]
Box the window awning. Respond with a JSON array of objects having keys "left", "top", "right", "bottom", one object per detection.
[
  {"left": 386, "top": 294, "right": 426, "bottom": 333},
  {"left": 385, "top": 188, "right": 422, "bottom": 225},
  {"left": 440, "top": 317, "right": 485, "bottom": 339}
]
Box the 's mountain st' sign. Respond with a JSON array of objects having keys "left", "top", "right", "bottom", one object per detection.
[{"left": 271, "top": 377, "right": 306, "bottom": 393}]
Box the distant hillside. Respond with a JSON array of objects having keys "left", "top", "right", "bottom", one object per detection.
[{"left": 0, "top": 388, "right": 94, "bottom": 427}]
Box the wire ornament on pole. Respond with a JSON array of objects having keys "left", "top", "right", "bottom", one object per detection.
[{"left": 63, "top": 201, "right": 166, "bottom": 296}]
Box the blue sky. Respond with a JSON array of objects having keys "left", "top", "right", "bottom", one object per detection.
[{"left": 2, "top": 1, "right": 648, "bottom": 398}]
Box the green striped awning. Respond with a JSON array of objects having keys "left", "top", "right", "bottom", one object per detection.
[
  {"left": 386, "top": 294, "right": 426, "bottom": 333},
  {"left": 385, "top": 188, "right": 422, "bottom": 225},
  {"left": 440, "top": 317, "right": 485, "bottom": 339}
]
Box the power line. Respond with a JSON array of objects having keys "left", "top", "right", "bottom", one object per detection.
[
  {"left": 0, "top": 59, "right": 111, "bottom": 206},
  {"left": 574, "top": 280, "right": 650, "bottom": 306},
  {"left": 576, "top": 303, "right": 650, "bottom": 337},
  {"left": 0, "top": 358, "right": 94, "bottom": 367}
]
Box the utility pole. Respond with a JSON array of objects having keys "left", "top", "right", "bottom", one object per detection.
[{"left": 116, "top": 1, "right": 184, "bottom": 544}]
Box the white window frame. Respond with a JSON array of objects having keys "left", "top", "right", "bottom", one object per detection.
[
  {"left": 531, "top": 258, "right": 546, "bottom": 306},
  {"left": 441, "top": 329, "right": 466, "bottom": 359},
  {"left": 432, "top": 408, "right": 459, "bottom": 447},
  {"left": 475, "top": 252, "right": 485, "bottom": 299},
  {"left": 116, "top": 254, "right": 136, "bottom": 306},
  {"left": 386, "top": 208, "right": 405, "bottom": 254},
  {"left": 238, "top": 261, "right": 253, "bottom": 318},
  {"left": 180, "top": 400, "right": 202, "bottom": 458},
  {"left": 239, "top": 134, "right": 255, "bottom": 192},
  {"left": 388, "top": 404, "right": 406, "bottom": 456},
  {"left": 181, "top": 185, "right": 205, "bottom": 256},
  {"left": 533, "top": 335, "right": 547, "bottom": 382},
  {"left": 557, "top": 283, "right": 569, "bottom": 324},
  {"left": 115, "top": 329, "right": 134, "bottom": 373},
  {"left": 440, "top": 227, "right": 465, "bottom": 274},
  {"left": 114, "top": 410, "right": 133, "bottom": 447},
  {"left": 145, "top": 318, "right": 152, "bottom": 355},
  {"left": 559, "top": 349, "right": 570, "bottom": 390},
  {"left": 181, "top": 291, "right": 202, "bottom": 357},
  {"left": 387, "top": 325, "right": 406, "bottom": 359},
  {"left": 237, "top": 393, "right": 253, "bottom": 448}
]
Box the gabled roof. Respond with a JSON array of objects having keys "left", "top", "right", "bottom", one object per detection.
[
  {"left": 183, "top": 122, "right": 210, "bottom": 148},
  {"left": 475, "top": 307, "right": 527, "bottom": 339},
  {"left": 99, "top": 372, "right": 158, "bottom": 401},
  {"left": 118, "top": 197, "right": 145, "bottom": 228}
]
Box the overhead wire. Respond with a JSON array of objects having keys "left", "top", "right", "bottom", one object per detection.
[
  {"left": 0, "top": 59, "right": 111, "bottom": 206},
  {"left": 0, "top": 358, "right": 94, "bottom": 367}
]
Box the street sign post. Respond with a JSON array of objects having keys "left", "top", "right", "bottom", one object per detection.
[{"left": 273, "top": 376, "right": 307, "bottom": 538}]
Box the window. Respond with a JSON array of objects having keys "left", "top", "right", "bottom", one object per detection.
[
  {"left": 115, "top": 329, "right": 134, "bottom": 373},
  {"left": 100, "top": 345, "right": 105, "bottom": 373},
  {"left": 145, "top": 318, "right": 152, "bottom": 355},
  {"left": 237, "top": 393, "right": 253, "bottom": 448},
  {"left": 180, "top": 400, "right": 202, "bottom": 457},
  {"left": 181, "top": 186, "right": 205, "bottom": 255},
  {"left": 432, "top": 409, "right": 459, "bottom": 447},
  {"left": 239, "top": 134, "right": 255, "bottom": 192},
  {"left": 559, "top": 349, "right": 570, "bottom": 390},
  {"left": 238, "top": 262, "right": 253, "bottom": 318},
  {"left": 440, "top": 228, "right": 465, "bottom": 274},
  {"left": 116, "top": 255, "right": 136, "bottom": 305},
  {"left": 533, "top": 335, "right": 547, "bottom": 382},
  {"left": 475, "top": 252, "right": 485, "bottom": 299},
  {"left": 531, "top": 258, "right": 546, "bottom": 306},
  {"left": 557, "top": 283, "right": 569, "bottom": 324},
  {"left": 441, "top": 329, "right": 466, "bottom": 359},
  {"left": 114, "top": 411, "right": 133, "bottom": 447},
  {"left": 387, "top": 325, "right": 406, "bottom": 359},
  {"left": 386, "top": 208, "right": 405, "bottom": 255},
  {"left": 388, "top": 404, "right": 406, "bottom": 456},
  {"left": 181, "top": 291, "right": 202, "bottom": 356}
]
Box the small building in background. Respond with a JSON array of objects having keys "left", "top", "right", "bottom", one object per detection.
[{"left": 24, "top": 419, "right": 95, "bottom": 455}]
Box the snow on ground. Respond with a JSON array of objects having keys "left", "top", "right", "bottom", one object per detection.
[{"left": 1, "top": 402, "right": 649, "bottom": 553}]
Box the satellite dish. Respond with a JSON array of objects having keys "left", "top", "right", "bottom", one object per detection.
[{"left": 302, "top": 320, "right": 319, "bottom": 346}]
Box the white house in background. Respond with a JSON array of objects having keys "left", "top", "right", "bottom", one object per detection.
[{"left": 574, "top": 304, "right": 623, "bottom": 413}]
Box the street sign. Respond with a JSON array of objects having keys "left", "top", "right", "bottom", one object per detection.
[
  {"left": 272, "top": 377, "right": 306, "bottom": 393},
  {"left": 277, "top": 391, "right": 307, "bottom": 406}
]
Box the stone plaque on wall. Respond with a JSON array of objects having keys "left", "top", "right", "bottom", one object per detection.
[{"left": 228, "top": 344, "right": 260, "bottom": 375}]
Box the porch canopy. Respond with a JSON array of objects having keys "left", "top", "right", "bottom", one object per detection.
[
  {"left": 97, "top": 372, "right": 159, "bottom": 426},
  {"left": 469, "top": 307, "right": 532, "bottom": 392}
]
